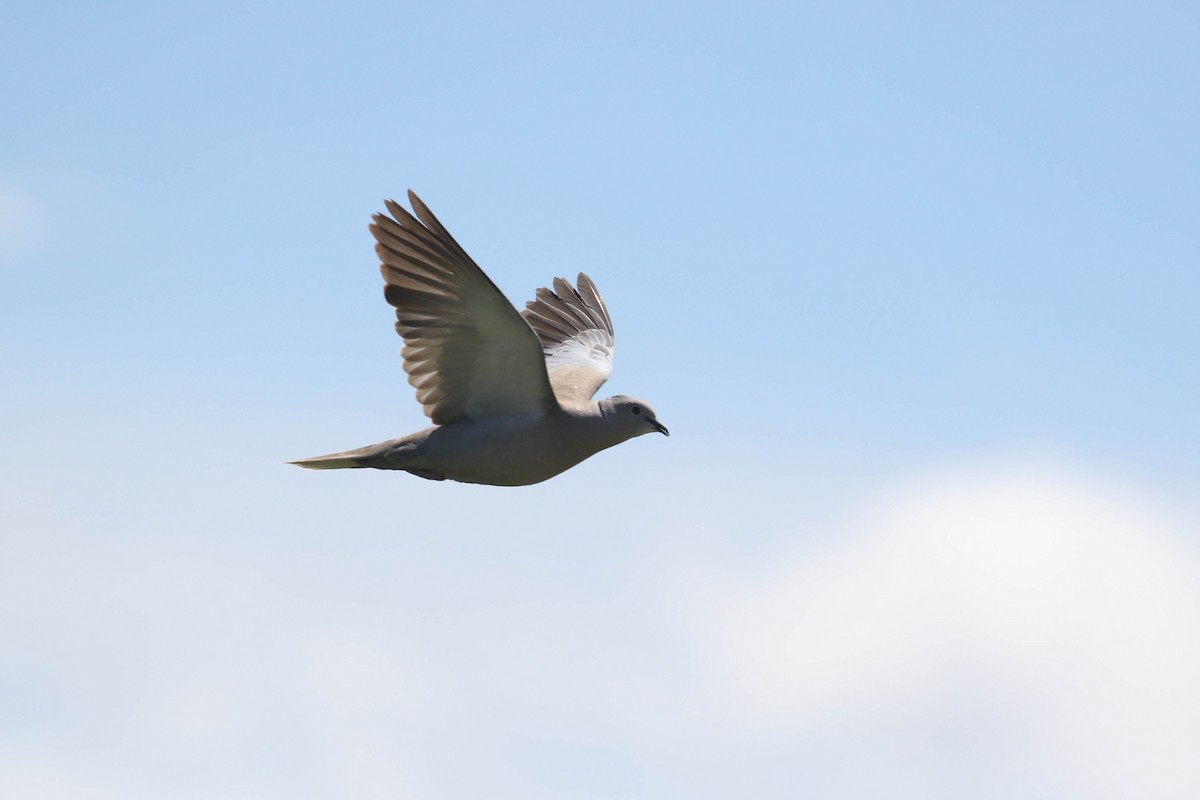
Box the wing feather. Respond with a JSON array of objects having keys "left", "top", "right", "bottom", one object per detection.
[
  {"left": 373, "top": 192, "right": 556, "bottom": 424},
  {"left": 520, "top": 273, "right": 616, "bottom": 405}
]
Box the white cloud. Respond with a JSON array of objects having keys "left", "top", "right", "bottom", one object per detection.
[
  {"left": 1, "top": 458, "right": 1197, "bottom": 798},
  {"left": 699, "top": 461, "right": 1200, "bottom": 798}
]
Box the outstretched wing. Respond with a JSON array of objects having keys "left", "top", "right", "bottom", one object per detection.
[
  {"left": 371, "top": 191, "right": 556, "bottom": 425},
  {"left": 521, "top": 273, "right": 615, "bottom": 405}
]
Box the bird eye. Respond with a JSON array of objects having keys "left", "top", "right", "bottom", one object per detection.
[{"left": 631, "top": 406, "right": 641, "bottom": 415}]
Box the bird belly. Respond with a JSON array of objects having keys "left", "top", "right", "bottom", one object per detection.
[{"left": 402, "top": 413, "right": 594, "bottom": 486}]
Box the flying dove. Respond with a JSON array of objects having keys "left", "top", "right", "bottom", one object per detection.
[{"left": 291, "top": 191, "right": 668, "bottom": 485}]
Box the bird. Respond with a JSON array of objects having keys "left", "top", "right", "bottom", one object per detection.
[{"left": 291, "top": 191, "right": 668, "bottom": 486}]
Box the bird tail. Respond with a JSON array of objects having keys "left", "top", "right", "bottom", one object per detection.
[{"left": 289, "top": 445, "right": 377, "bottom": 470}]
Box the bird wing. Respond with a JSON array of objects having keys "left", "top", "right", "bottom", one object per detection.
[
  {"left": 371, "top": 191, "right": 557, "bottom": 425},
  {"left": 521, "top": 273, "right": 615, "bottom": 405}
]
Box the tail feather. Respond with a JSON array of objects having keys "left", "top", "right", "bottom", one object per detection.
[
  {"left": 289, "top": 444, "right": 378, "bottom": 470},
  {"left": 291, "top": 434, "right": 424, "bottom": 472}
]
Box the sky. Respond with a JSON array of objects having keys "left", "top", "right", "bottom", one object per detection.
[{"left": 2, "top": 1, "right": 1198, "bottom": 797}]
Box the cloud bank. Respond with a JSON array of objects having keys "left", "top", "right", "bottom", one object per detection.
[
  {"left": 2, "top": 459, "right": 1196, "bottom": 798},
  {"left": 703, "top": 462, "right": 1200, "bottom": 798}
]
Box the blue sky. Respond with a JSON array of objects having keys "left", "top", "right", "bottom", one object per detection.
[{"left": 2, "top": 2, "right": 1199, "bottom": 798}]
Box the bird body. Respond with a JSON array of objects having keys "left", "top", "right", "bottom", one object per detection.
[
  {"left": 294, "top": 397, "right": 656, "bottom": 486},
  {"left": 292, "top": 192, "right": 667, "bottom": 485}
]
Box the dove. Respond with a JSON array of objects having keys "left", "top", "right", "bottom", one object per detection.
[{"left": 291, "top": 191, "right": 667, "bottom": 485}]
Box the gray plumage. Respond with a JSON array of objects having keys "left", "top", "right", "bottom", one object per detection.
[{"left": 291, "top": 191, "right": 667, "bottom": 486}]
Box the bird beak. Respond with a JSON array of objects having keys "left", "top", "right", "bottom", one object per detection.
[{"left": 651, "top": 420, "right": 670, "bottom": 437}]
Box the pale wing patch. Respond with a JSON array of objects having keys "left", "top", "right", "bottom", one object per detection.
[{"left": 521, "top": 274, "right": 615, "bottom": 405}]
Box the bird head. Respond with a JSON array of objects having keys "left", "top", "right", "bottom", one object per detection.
[{"left": 599, "top": 395, "right": 669, "bottom": 438}]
